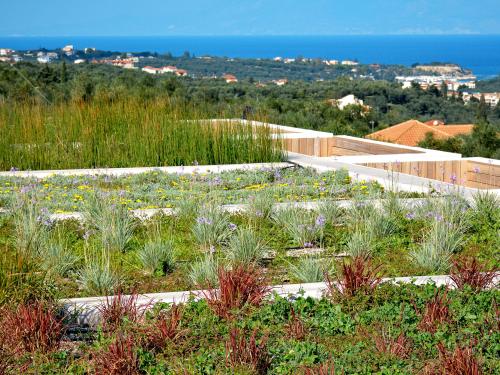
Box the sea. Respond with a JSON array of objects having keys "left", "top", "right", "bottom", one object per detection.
[{"left": 1, "top": 35, "right": 500, "bottom": 79}]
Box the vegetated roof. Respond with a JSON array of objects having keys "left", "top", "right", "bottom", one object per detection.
[{"left": 366, "top": 119, "right": 474, "bottom": 146}]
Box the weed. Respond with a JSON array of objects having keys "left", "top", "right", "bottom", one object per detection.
[
  {"left": 285, "top": 307, "right": 307, "bottom": 340},
  {"left": 303, "top": 360, "right": 338, "bottom": 375},
  {"left": 373, "top": 330, "right": 412, "bottom": 359},
  {"left": 98, "top": 290, "right": 147, "bottom": 332}
]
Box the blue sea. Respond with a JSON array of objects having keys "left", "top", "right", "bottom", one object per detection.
[{"left": 1, "top": 35, "right": 500, "bottom": 79}]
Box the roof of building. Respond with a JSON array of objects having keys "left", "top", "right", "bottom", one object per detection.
[{"left": 366, "top": 119, "right": 474, "bottom": 146}]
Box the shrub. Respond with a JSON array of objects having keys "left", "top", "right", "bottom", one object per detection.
[
  {"left": 0, "top": 301, "right": 65, "bottom": 355},
  {"left": 192, "top": 204, "right": 234, "bottom": 249},
  {"left": 189, "top": 254, "right": 219, "bottom": 288},
  {"left": 415, "top": 289, "right": 451, "bottom": 333},
  {"left": 450, "top": 257, "right": 498, "bottom": 291},
  {"left": 200, "top": 265, "right": 270, "bottom": 319},
  {"left": 289, "top": 257, "right": 326, "bottom": 283},
  {"left": 92, "top": 333, "right": 139, "bottom": 375},
  {"left": 84, "top": 193, "right": 136, "bottom": 253},
  {"left": 325, "top": 257, "right": 382, "bottom": 298},
  {"left": 138, "top": 238, "right": 175, "bottom": 276},
  {"left": 225, "top": 227, "right": 268, "bottom": 266},
  {"left": 225, "top": 327, "right": 270, "bottom": 374},
  {"left": 98, "top": 290, "right": 147, "bottom": 332},
  {"left": 140, "top": 304, "right": 187, "bottom": 352}
]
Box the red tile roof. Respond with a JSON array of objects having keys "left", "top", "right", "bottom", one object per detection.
[{"left": 366, "top": 119, "right": 474, "bottom": 147}]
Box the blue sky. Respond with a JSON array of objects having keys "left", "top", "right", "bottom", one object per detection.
[{"left": 1, "top": 0, "right": 499, "bottom": 36}]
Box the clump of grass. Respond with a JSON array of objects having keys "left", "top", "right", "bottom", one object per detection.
[
  {"left": 189, "top": 254, "right": 219, "bottom": 288},
  {"left": 317, "top": 199, "right": 345, "bottom": 226},
  {"left": 199, "top": 265, "right": 270, "bottom": 319},
  {"left": 175, "top": 195, "right": 200, "bottom": 222},
  {"left": 410, "top": 219, "right": 464, "bottom": 272},
  {"left": 414, "top": 289, "right": 451, "bottom": 333},
  {"left": 98, "top": 290, "right": 147, "bottom": 332},
  {"left": 423, "top": 343, "right": 482, "bottom": 375},
  {"left": 289, "top": 256, "right": 327, "bottom": 283},
  {"left": 77, "top": 247, "right": 119, "bottom": 295},
  {"left": 140, "top": 304, "right": 187, "bottom": 352},
  {"left": 10, "top": 192, "right": 50, "bottom": 258},
  {"left": 273, "top": 207, "right": 325, "bottom": 248},
  {"left": 373, "top": 330, "right": 412, "bottom": 359},
  {"left": 84, "top": 193, "right": 136, "bottom": 253},
  {"left": 92, "top": 333, "right": 139, "bottom": 375},
  {"left": 192, "top": 204, "right": 235, "bottom": 249},
  {"left": 247, "top": 190, "right": 275, "bottom": 221},
  {"left": 225, "top": 227, "right": 268, "bottom": 266},
  {"left": 345, "top": 229, "right": 374, "bottom": 259},
  {"left": 285, "top": 307, "right": 307, "bottom": 340},
  {"left": 137, "top": 238, "right": 175, "bottom": 276},
  {"left": 225, "top": 327, "right": 270, "bottom": 373},
  {"left": 41, "top": 237, "right": 79, "bottom": 278},
  {"left": 0, "top": 301, "right": 65, "bottom": 355},
  {"left": 0, "top": 100, "right": 283, "bottom": 171},
  {"left": 325, "top": 256, "right": 382, "bottom": 298}
]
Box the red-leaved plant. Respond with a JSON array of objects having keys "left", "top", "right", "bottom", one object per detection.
[
  {"left": 423, "top": 342, "right": 482, "bottom": 375},
  {"left": 285, "top": 307, "right": 307, "bottom": 340},
  {"left": 200, "top": 265, "right": 270, "bottom": 319},
  {"left": 225, "top": 327, "right": 270, "bottom": 374},
  {"left": 92, "top": 333, "right": 139, "bottom": 375},
  {"left": 98, "top": 290, "right": 149, "bottom": 332},
  {"left": 140, "top": 303, "right": 187, "bottom": 352},
  {"left": 0, "top": 301, "right": 65, "bottom": 355},
  {"left": 303, "top": 360, "right": 340, "bottom": 375},
  {"left": 414, "top": 289, "right": 451, "bottom": 333},
  {"left": 450, "top": 257, "right": 498, "bottom": 291},
  {"left": 325, "top": 256, "right": 382, "bottom": 298},
  {"left": 373, "top": 330, "right": 412, "bottom": 359}
]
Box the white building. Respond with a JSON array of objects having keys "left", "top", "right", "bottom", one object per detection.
[
  {"left": 0, "top": 48, "right": 14, "bottom": 56},
  {"left": 74, "top": 59, "right": 86, "bottom": 64},
  {"left": 37, "top": 55, "right": 52, "bottom": 63},
  {"left": 330, "top": 94, "right": 368, "bottom": 110},
  {"left": 463, "top": 92, "right": 500, "bottom": 107},
  {"left": 341, "top": 60, "right": 359, "bottom": 66}
]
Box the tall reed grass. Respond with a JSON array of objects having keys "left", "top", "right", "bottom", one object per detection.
[{"left": 0, "top": 99, "right": 284, "bottom": 170}]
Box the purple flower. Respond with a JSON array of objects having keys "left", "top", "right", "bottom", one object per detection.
[
  {"left": 473, "top": 167, "right": 480, "bottom": 174},
  {"left": 196, "top": 217, "right": 213, "bottom": 225},
  {"left": 9, "top": 167, "right": 19, "bottom": 172},
  {"left": 450, "top": 174, "right": 457, "bottom": 184},
  {"left": 193, "top": 160, "right": 199, "bottom": 166},
  {"left": 405, "top": 212, "right": 416, "bottom": 220},
  {"left": 255, "top": 210, "right": 264, "bottom": 218},
  {"left": 228, "top": 223, "right": 237, "bottom": 230},
  {"left": 209, "top": 245, "right": 216, "bottom": 254},
  {"left": 315, "top": 215, "right": 326, "bottom": 227},
  {"left": 304, "top": 242, "right": 314, "bottom": 248}
]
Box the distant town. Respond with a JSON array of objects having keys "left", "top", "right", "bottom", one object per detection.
[{"left": 0, "top": 44, "right": 498, "bottom": 106}]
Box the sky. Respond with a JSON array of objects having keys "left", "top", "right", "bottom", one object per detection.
[{"left": 1, "top": 0, "right": 499, "bottom": 36}]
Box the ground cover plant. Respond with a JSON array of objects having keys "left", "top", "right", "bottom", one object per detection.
[
  {"left": 0, "top": 166, "right": 497, "bottom": 301},
  {"left": 0, "top": 274, "right": 498, "bottom": 373}
]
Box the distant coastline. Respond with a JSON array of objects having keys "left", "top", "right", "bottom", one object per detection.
[{"left": 1, "top": 35, "right": 500, "bottom": 79}]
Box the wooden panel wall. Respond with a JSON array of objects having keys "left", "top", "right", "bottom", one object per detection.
[{"left": 361, "top": 160, "right": 500, "bottom": 189}]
